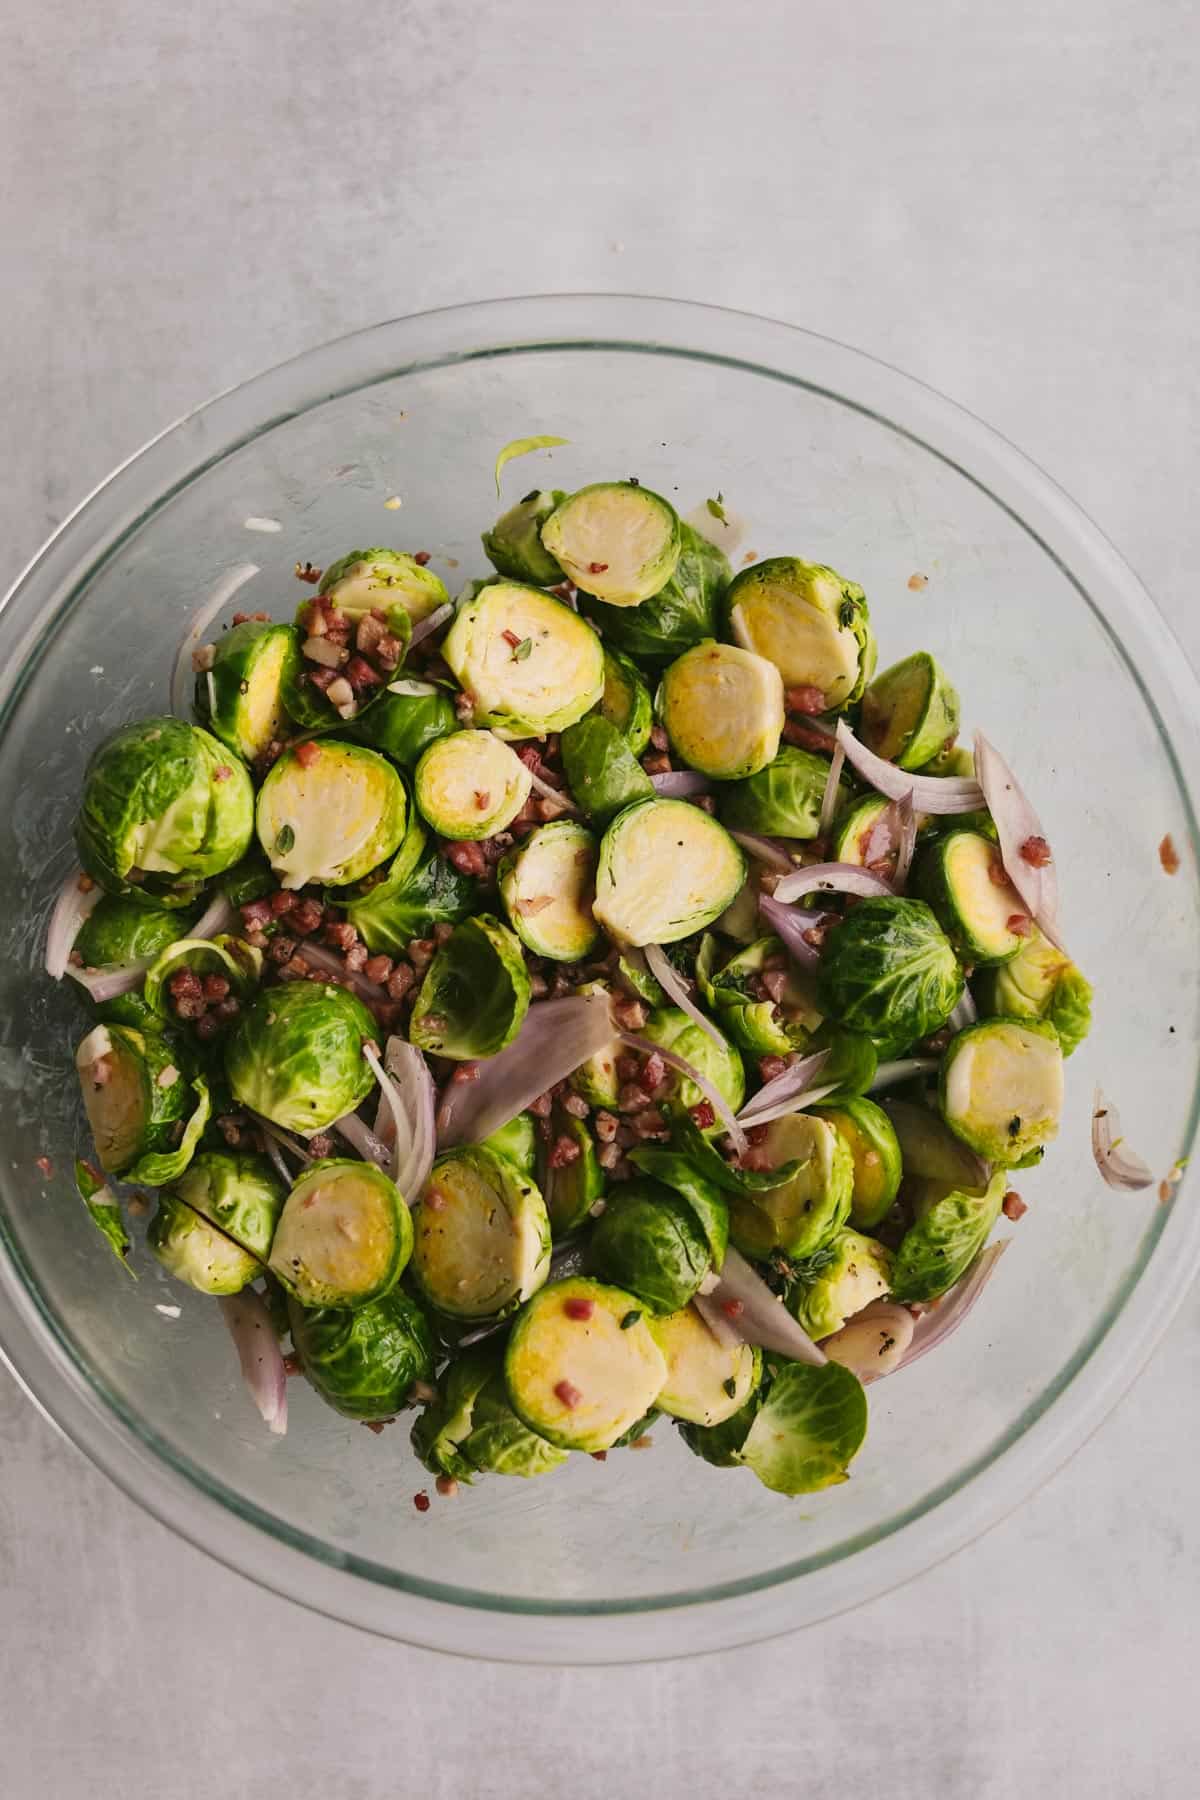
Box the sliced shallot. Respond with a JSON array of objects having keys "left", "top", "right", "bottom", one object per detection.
[
  {"left": 332, "top": 1110, "right": 392, "bottom": 1169},
  {"left": 703, "top": 1248, "right": 825, "bottom": 1365},
  {"left": 438, "top": 992, "right": 617, "bottom": 1148},
  {"left": 65, "top": 957, "right": 155, "bottom": 1004},
  {"left": 822, "top": 1300, "right": 915, "bottom": 1382},
  {"left": 757, "top": 892, "right": 837, "bottom": 970},
  {"left": 189, "top": 891, "right": 238, "bottom": 942},
  {"left": 649, "top": 770, "right": 712, "bottom": 799},
  {"left": 1091, "top": 1087, "right": 1154, "bottom": 1192},
  {"left": 408, "top": 601, "right": 454, "bottom": 651},
  {"left": 727, "top": 832, "right": 800, "bottom": 873},
  {"left": 219, "top": 1287, "right": 288, "bottom": 1435},
  {"left": 526, "top": 767, "right": 581, "bottom": 816},
  {"left": 817, "top": 737, "right": 846, "bottom": 835},
  {"left": 773, "top": 861, "right": 894, "bottom": 905},
  {"left": 291, "top": 940, "right": 389, "bottom": 1007},
  {"left": 737, "top": 1051, "right": 831, "bottom": 1123},
  {"left": 44, "top": 869, "right": 103, "bottom": 979},
  {"left": 868, "top": 1057, "right": 939, "bottom": 1094},
  {"left": 734, "top": 1081, "right": 839, "bottom": 1130},
  {"left": 644, "top": 943, "right": 724, "bottom": 1052},
  {"left": 973, "top": 731, "right": 1064, "bottom": 949},
  {"left": 375, "top": 1037, "right": 437, "bottom": 1202},
  {"left": 947, "top": 988, "right": 978, "bottom": 1034},
  {"left": 836, "top": 718, "right": 985, "bottom": 813},
  {"left": 892, "top": 791, "right": 918, "bottom": 892},
  {"left": 169, "top": 562, "right": 261, "bottom": 717}
]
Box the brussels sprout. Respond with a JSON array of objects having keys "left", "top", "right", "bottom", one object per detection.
[
  {"left": 695, "top": 933, "right": 815, "bottom": 1058},
  {"left": 412, "top": 1146, "right": 551, "bottom": 1319},
  {"left": 504, "top": 1276, "right": 668, "bottom": 1452},
  {"left": 657, "top": 642, "right": 785, "bottom": 781},
  {"left": 880, "top": 1097, "right": 993, "bottom": 1191},
  {"left": 195, "top": 620, "right": 300, "bottom": 763},
  {"left": 319, "top": 546, "right": 450, "bottom": 624},
  {"left": 442, "top": 583, "right": 605, "bottom": 737},
  {"left": 559, "top": 715, "right": 655, "bottom": 825},
  {"left": 568, "top": 980, "right": 622, "bottom": 1108},
  {"left": 589, "top": 1178, "right": 713, "bottom": 1314},
  {"left": 413, "top": 729, "right": 533, "bottom": 840},
  {"left": 593, "top": 799, "right": 746, "bottom": 947},
  {"left": 74, "top": 894, "right": 189, "bottom": 970},
  {"left": 727, "top": 1112, "right": 853, "bottom": 1260},
  {"left": 74, "top": 1158, "right": 134, "bottom": 1274},
  {"left": 269, "top": 1158, "right": 411, "bottom": 1309},
  {"left": 409, "top": 914, "right": 530, "bottom": 1060},
  {"left": 920, "top": 742, "right": 978, "bottom": 780},
  {"left": 860, "top": 652, "right": 959, "bottom": 771},
  {"left": 413, "top": 1344, "right": 568, "bottom": 1481},
  {"left": 813, "top": 1097, "right": 902, "bottom": 1229},
  {"left": 976, "top": 927, "right": 1093, "bottom": 1056},
  {"left": 142, "top": 935, "right": 262, "bottom": 1020},
  {"left": 169, "top": 1149, "right": 285, "bottom": 1259},
  {"left": 481, "top": 488, "right": 567, "bottom": 586},
  {"left": 289, "top": 1286, "right": 435, "bottom": 1421},
  {"left": 580, "top": 524, "right": 730, "bottom": 665},
  {"left": 724, "top": 558, "right": 876, "bottom": 710},
  {"left": 498, "top": 820, "right": 600, "bottom": 962},
  {"left": 541, "top": 482, "right": 681, "bottom": 606},
  {"left": 890, "top": 1169, "right": 1007, "bottom": 1303},
  {"left": 788, "top": 1228, "right": 893, "bottom": 1339},
  {"left": 817, "top": 897, "right": 963, "bottom": 1055},
  {"left": 830, "top": 794, "right": 893, "bottom": 867},
  {"left": 539, "top": 1114, "right": 605, "bottom": 1237},
  {"left": 225, "top": 982, "right": 378, "bottom": 1133},
  {"left": 483, "top": 1111, "right": 539, "bottom": 1177},
  {"left": 339, "top": 810, "right": 475, "bottom": 956},
  {"left": 648, "top": 1306, "right": 762, "bottom": 1426},
  {"left": 940, "top": 1016, "right": 1064, "bottom": 1166},
  {"left": 76, "top": 717, "right": 254, "bottom": 902},
  {"left": 677, "top": 1391, "right": 763, "bottom": 1467},
  {"left": 625, "top": 1146, "right": 729, "bottom": 1267},
  {"left": 75, "top": 1022, "right": 204, "bottom": 1180},
  {"left": 599, "top": 648, "right": 653, "bottom": 756},
  {"left": 739, "top": 1360, "right": 868, "bottom": 1495},
  {"left": 257, "top": 741, "right": 406, "bottom": 889},
  {"left": 719, "top": 746, "right": 847, "bottom": 840},
  {"left": 712, "top": 872, "right": 767, "bottom": 945},
  {"left": 148, "top": 1192, "right": 259, "bottom": 1294},
  {"left": 351, "top": 677, "right": 458, "bottom": 767},
  {"left": 638, "top": 1006, "right": 746, "bottom": 1129},
  {"left": 914, "top": 830, "right": 1027, "bottom": 965},
  {"left": 807, "top": 1022, "right": 879, "bottom": 1099}
]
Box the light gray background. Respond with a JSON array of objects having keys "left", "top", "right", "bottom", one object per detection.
[{"left": 3, "top": 2, "right": 1199, "bottom": 1794}]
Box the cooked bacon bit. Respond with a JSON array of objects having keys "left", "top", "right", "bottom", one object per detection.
[
  {"left": 386, "top": 963, "right": 416, "bottom": 1001},
  {"left": 618, "top": 1082, "right": 652, "bottom": 1113},
  {"left": 690, "top": 1099, "right": 716, "bottom": 1130},
  {"left": 442, "top": 839, "right": 488, "bottom": 878},
  {"left": 453, "top": 691, "right": 475, "bottom": 723},
  {"left": 356, "top": 613, "right": 386, "bottom": 656},
  {"left": 1160, "top": 833, "right": 1180, "bottom": 875},
  {"left": 202, "top": 974, "right": 230, "bottom": 1002},
  {"left": 758, "top": 1054, "right": 788, "bottom": 1084},
  {"left": 987, "top": 857, "right": 1011, "bottom": 888},
  {"left": 593, "top": 1109, "right": 618, "bottom": 1143},
  {"left": 413, "top": 1492, "right": 431, "bottom": 1512},
  {"left": 294, "top": 561, "right": 322, "bottom": 584},
  {"left": 587, "top": 561, "right": 609, "bottom": 574},
  {"left": 738, "top": 1143, "right": 775, "bottom": 1172},
  {"left": 473, "top": 789, "right": 492, "bottom": 811},
  {"left": 630, "top": 1107, "right": 668, "bottom": 1140},
  {"left": 290, "top": 898, "right": 325, "bottom": 936},
  {"left": 35, "top": 1156, "right": 53, "bottom": 1179},
  {"left": 641, "top": 751, "right": 672, "bottom": 775},
  {"left": 424, "top": 1187, "right": 447, "bottom": 1212},
  {"left": 1002, "top": 1189, "right": 1028, "bottom": 1221},
  {"left": 785, "top": 685, "right": 827, "bottom": 715},
  {"left": 630, "top": 1434, "right": 653, "bottom": 1450},
  {"left": 232, "top": 611, "right": 250, "bottom": 626},
  {"left": 240, "top": 897, "right": 273, "bottom": 929},
  {"left": 907, "top": 572, "right": 929, "bottom": 591},
  {"left": 1019, "top": 835, "right": 1052, "bottom": 868},
  {"left": 192, "top": 643, "right": 216, "bottom": 673},
  {"left": 408, "top": 938, "right": 436, "bottom": 971},
  {"left": 640, "top": 1051, "right": 667, "bottom": 1094},
  {"left": 345, "top": 654, "right": 382, "bottom": 692},
  {"left": 554, "top": 1379, "right": 583, "bottom": 1409},
  {"left": 307, "top": 1132, "right": 333, "bottom": 1159},
  {"left": 527, "top": 1091, "right": 554, "bottom": 1119},
  {"left": 564, "top": 1296, "right": 594, "bottom": 1320},
  {"left": 612, "top": 996, "right": 647, "bottom": 1032},
  {"left": 1007, "top": 913, "right": 1032, "bottom": 937},
  {"left": 501, "top": 628, "right": 523, "bottom": 649},
  {"left": 266, "top": 889, "right": 295, "bottom": 917},
  {"left": 282, "top": 1352, "right": 303, "bottom": 1376},
  {"left": 783, "top": 720, "right": 835, "bottom": 753},
  {"left": 590, "top": 1450, "right": 608, "bottom": 1462},
  {"left": 308, "top": 666, "right": 337, "bottom": 693},
  {"left": 321, "top": 918, "right": 355, "bottom": 953},
  {"left": 435, "top": 1474, "right": 458, "bottom": 1497},
  {"left": 722, "top": 1299, "right": 744, "bottom": 1320},
  {"left": 414, "top": 550, "right": 432, "bottom": 566}
]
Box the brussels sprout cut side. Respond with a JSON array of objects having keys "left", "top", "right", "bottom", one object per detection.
[
  {"left": 149, "top": 1193, "right": 261, "bottom": 1295},
  {"left": 788, "top": 1229, "right": 894, "bottom": 1339},
  {"left": 412, "top": 1147, "right": 551, "bottom": 1320},
  {"left": 593, "top": 799, "right": 745, "bottom": 946},
  {"left": 977, "top": 927, "right": 1093, "bottom": 1056},
  {"left": 940, "top": 1017, "right": 1064, "bottom": 1166},
  {"left": 290, "top": 1288, "right": 435, "bottom": 1421},
  {"left": 269, "top": 1159, "right": 411, "bottom": 1310},
  {"left": 728, "top": 1111, "right": 854, "bottom": 1261},
  {"left": 413, "top": 730, "right": 532, "bottom": 840},
  {"left": 197, "top": 620, "right": 299, "bottom": 763},
  {"left": 813, "top": 1097, "right": 902, "bottom": 1229},
  {"left": 581, "top": 523, "right": 730, "bottom": 665},
  {"left": 442, "top": 583, "right": 604, "bottom": 738},
  {"left": 498, "top": 820, "right": 600, "bottom": 961},
  {"left": 257, "top": 741, "right": 406, "bottom": 889},
  {"left": 319, "top": 547, "right": 449, "bottom": 624},
  {"left": 225, "top": 982, "right": 378, "bottom": 1134},
  {"left": 649, "top": 1306, "right": 762, "bottom": 1426},
  {"left": 505, "top": 1277, "right": 668, "bottom": 1452},
  {"left": 75, "top": 1023, "right": 194, "bottom": 1178},
  {"left": 860, "top": 651, "right": 959, "bottom": 771},
  {"left": 541, "top": 482, "right": 681, "bottom": 607},
  {"left": 725, "top": 558, "right": 875, "bottom": 709},
  {"left": 409, "top": 914, "right": 530, "bottom": 1059},
  {"left": 657, "top": 641, "right": 785, "bottom": 780},
  {"left": 915, "top": 829, "right": 1028, "bottom": 964}
]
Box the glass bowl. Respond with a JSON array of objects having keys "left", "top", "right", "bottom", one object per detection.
[{"left": 1, "top": 296, "right": 1196, "bottom": 1664}]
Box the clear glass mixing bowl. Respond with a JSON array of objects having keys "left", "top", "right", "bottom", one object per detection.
[{"left": 1, "top": 296, "right": 1196, "bottom": 1663}]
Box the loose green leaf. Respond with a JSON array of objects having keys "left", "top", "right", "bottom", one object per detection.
[
  {"left": 494, "top": 436, "right": 569, "bottom": 497},
  {"left": 124, "top": 1076, "right": 212, "bottom": 1187},
  {"left": 511, "top": 636, "right": 533, "bottom": 662},
  {"left": 739, "top": 1361, "right": 868, "bottom": 1495},
  {"left": 75, "top": 1158, "right": 136, "bottom": 1276},
  {"left": 706, "top": 494, "right": 728, "bottom": 525}
]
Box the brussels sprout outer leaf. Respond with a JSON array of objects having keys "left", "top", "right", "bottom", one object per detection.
[
  {"left": 626, "top": 1147, "right": 729, "bottom": 1268},
  {"left": 739, "top": 1360, "right": 868, "bottom": 1494},
  {"left": 74, "top": 895, "right": 187, "bottom": 968},
  {"left": 579, "top": 523, "right": 729, "bottom": 663},
  {"left": 889, "top": 1169, "right": 1007, "bottom": 1303},
  {"left": 125, "top": 1074, "right": 211, "bottom": 1187},
  {"left": 409, "top": 914, "right": 531, "bottom": 1060},
  {"left": 588, "top": 1179, "right": 712, "bottom": 1314},
  {"left": 74, "top": 1159, "right": 135, "bottom": 1275},
  {"left": 719, "top": 745, "right": 840, "bottom": 840},
  {"left": 352, "top": 679, "right": 459, "bottom": 767},
  {"left": 290, "top": 1287, "right": 436, "bottom": 1421},
  {"left": 225, "top": 983, "right": 378, "bottom": 1133},
  {"left": 559, "top": 715, "right": 655, "bottom": 824},
  {"left": 817, "top": 897, "right": 963, "bottom": 1054}
]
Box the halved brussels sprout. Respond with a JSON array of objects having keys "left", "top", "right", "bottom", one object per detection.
[
  {"left": 409, "top": 913, "right": 530, "bottom": 1060},
  {"left": 541, "top": 482, "right": 681, "bottom": 606},
  {"left": 860, "top": 651, "right": 959, "bottom": 770},
  {"left": 75, "top": 1022, "right": 199, "bottom": 1178},
  {"left": 559, "top": 714, "right": 655, "bottom": 825},
  {"left": 76, "top": 717, "right": 254, "bottom": 902},
  {"left": 625, "top": 1146, "right": 730, "bottom": 1267},
  {"left": 74, "top": 893, "right": 193, "bottom": 971},
  {"left": 319, "top": 547, "right": 449, "bottom": 624},
  {"left": 719, "top": 745, "right": 847, "bottom": 840},
  {"left": 169, "top": 1148, "right": 285, "bottom": 1259},
  {"left": 351, "top": 677, "right": 458, "bottom": 767},
  {"left": 504, "top": 1276, "right": 668, "bottom": 1453},
  {"left": 695, "top": 933, "right": 815, "bottom": 1058},
  {"left": 148, "top": 1193, "right": 260, "bottom": 1295},
  {"left": 915, "top": 829, "right": 1027, "bottom": 965},
  {"left": 817, "top": 897, "right": 963, "bottom": 1056},
  {"left": 339, "top": 808, "right": 475, "bottom": 956},
  {"left": 481, "top": 488, "right": 567, "bottom": 586},
  {"left": 589, "top": 1177, "right": 714, "bottom": 1315},
  {"left": 413, "top": 729, "right": 533, "bottom": 840},
  {"left": 976, "top": 927, "right": 1093, "bottom": 1056},
  {"left": 568, "top": 980, "right": 621, "bottom": 1108},
  {"left": 657, "top": 642, "right": 785, "bottom": 780},
  {"left": 412, "top": 1146, "right": 551, "bottom": 1319},
  {"left": 225, "top": 982, "right": 378, "bottom": 1134},
  {"left": 738, "top": 1360, "right": 868, "bottom": 1495},
  {"left": 269, "top": 1157, "right": 411, "bottom": 1309},
  {"left": 593, "top": 798, "right": 746, "bottom": 946},
  {"left": 725, "top": 558, "right": 876, "bottom": 709},
  {"left": 890, "top": 1168, "right": 1007, "bottom": 1303},
  {"left": 727, "top": 1111, "right": 853, "bottom": 1260},
  {"left": 142, "top": 935, "right": 262, "bottom": 1020},
  {"left": 442, "top": 583, "right": 604, "bottom": 738},
  {"left": 813, "top": 1097, "right": 902, "bottom": 1229},
  {"left": 940, "top": 1016, "right": 1064, "bottom": 1166},
  {"left": 289, "top": 1286, "right": 435, "bottom": 1421},
  {"left": 539, "top": 1114, "right": 605, "bottom": 1237},
  {"left": 788, "top": 1228, "right": 893, "bottom": 1339},
  {"left": 196, "top": 620, "right": 300, "bottom": 763},
  {"left": 580, "top": 523, "right": 730, "bottom": 664},
  {"left": 830, "top": 794, "right": 893, "bottom": 866},
  {"left": 257, "top": 741, "right": 406, "bottom": 889},
  {"left": 413, "top": 1344, "right": 568, "bottom": 1480},
  {"left": 498, "top": 820, "right": 600, "bottom": 962},
  {"left": 920, "top": 742, "right": 978, "bottom": 779},
  {"left": 599, "top": 648, "right": 653, "bottom": 756},
  {"left": 639, "top": 1006, "right": 746, "bottom": 1128},
  {"left": 880, "top": 1097, "right": 993, "bottom": 1191},
  {"left": 648, "top": 1306, "right": 762, "bottom": 1426}
]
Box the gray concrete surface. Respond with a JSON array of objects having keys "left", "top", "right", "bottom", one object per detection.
[{"left": 2, "top": 1, "right": 1198, "bottom": 1794}]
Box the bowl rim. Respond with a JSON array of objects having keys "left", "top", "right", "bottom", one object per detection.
[{"left": 2, "top": 292, "right": 1198, "bottom": 1663}]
